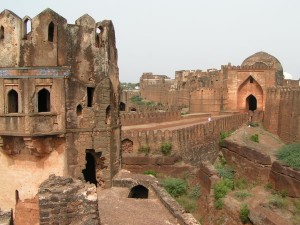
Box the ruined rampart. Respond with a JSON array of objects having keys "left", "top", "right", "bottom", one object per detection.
[
  {"left": 120, "top": 111, "right": 181, "bottom": 126},
  {"left": 264, "top": 87, "right": 300, "bottom": 143},
  {"left": 122, "top": 113, "right": 248, "bottom": 165}
]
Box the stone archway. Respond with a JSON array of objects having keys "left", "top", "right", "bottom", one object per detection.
[
  {"left": 246, "top": 95, "right": 257, "bottom": 111},
  {"left": 128, "top": 185, "right": 149, "bottom": 199},
  {"left": 237, "top": 76, "right": 263, "bottom": 111}
]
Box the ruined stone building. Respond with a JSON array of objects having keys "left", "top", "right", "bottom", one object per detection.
[
  {"left": 0, "top": 9, "right": 121, "bottom": 212},
  {"left": 140, "top": 51, "right": 299, "bottom": 114}
]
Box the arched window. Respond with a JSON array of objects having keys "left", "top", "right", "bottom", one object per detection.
[
  {"left": 8, "top": 90, "right": 18, "bottom": 113},
  {"left": 76, "top": 104, "right": 83, "bottom": 116},
  {"left": 48, "top": 22, "right": 54, "bottom": 42},
  {"left": 95, "top": 26, "right": 103, "bottom": 48},
  {"left": 38, "top": 89, "right": 50, "bottom": 112},
  {"left": 119, "top": 102, "right": 126, "bottom": 111},
  {"left": 23, "top": 18, "right": 31, "bottom": 40},
  {"left": 0, "top": 26, "right": 4, "bottom": 39},
  {"left": 105, "top": 105, "right": 111, "bottom": 124}
]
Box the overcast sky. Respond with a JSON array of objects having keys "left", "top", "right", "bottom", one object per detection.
[{"left": 1, "top": 0, "right": 300, "bottom": 82}]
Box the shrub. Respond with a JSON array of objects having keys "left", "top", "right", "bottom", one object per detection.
[
  {"left": 161, "top": 142, "right": 172, "bottom": 155},
  {"left": 264, "top": 182, "right": 273, "bottom": 191},
  {"left": 215, "top": 198, "right": 224, "bottom": 209},
  {"left": 234, "top": 178, "right": 248, "bottom": 190},
  {"left": 219, "top": 130, "right": 233, "bottom": 146},
  {"left": 143, "top": 170, "right": 157, "bottom": 177},
  {"left": 213, "top": 178, "right": 234, "bottom": 201},
  {"left": 276, "top": 143, "right": 300, "bottom": 169},
  {"left": 239, "top": 204, "right": 250, "bottom": 224},
  {"left": 189, "top": 185, "right": 201, "bottom": 199},
  {"left": 250, "top": 134, "right": 259, "bottom": 143},
  {"left": 269, "top": 195, "right": 288, "bottom": 208},
  {"left": 234, "top": 191, "right": 252, "bottom": 201},
  {"left": 138, "top": 145, "right": 150, "bottom": 155},
  {"left": 215, "top": 164, "right": 234, "bottom": 180},
  {"left": 177, "top": 195, "right": 197, "bottom": 213},
  {"left": 162, "top": 178, "right": 188, "bottom": 198}
]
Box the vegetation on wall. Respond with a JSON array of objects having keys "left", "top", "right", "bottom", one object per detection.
[
  {"left": 130, "top": 95, "right": 161, "bottom": 107},
  {"left": 276, "top": 143, "right": 300, "bottom": 169},
  {"left": 161, "top": 142, "right": 172, "bottom": 155}
]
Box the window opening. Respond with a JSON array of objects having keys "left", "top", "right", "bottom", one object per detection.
[
  {"left": 0, "top": 26, "right": 4, "bottom": 39},
  {"left": 23, "top": 18, "right": 31, "bottom": 40},
  {"left": 8, "top": 90, "right": 18, "bottom": 113},
  {"left": 76, "top": 104, "right": 83, "bottom": 116},
  {"left": 95, "top": 26, "right": 103, "bottom": 48},
  {"left": 128, "top": 185, "right": 149, "bottom": 199},
  {"left": 105, "top": 105, "right": 111, "bottom": 124},
  {"left": 38, "top": 89, "right": 50, "bottom": 112},
  {"left": 87, "top": 87, "right": 95, "bottom": 107},
  {"left": 119, "top": 102, "right": 126, "bottom": 111},
  {"left": 82, "top": 150, "right": 97, "bottom": 186},
  {"left": 48, "top": 22, "right": 54, "bottom": 42},
  {"left": 250, "top": 77, "right": 254, "bottom": 83}
]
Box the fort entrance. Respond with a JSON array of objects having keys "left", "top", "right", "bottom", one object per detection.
[{"left": 246, "top": 94, "right": 257, "bottom": 111}]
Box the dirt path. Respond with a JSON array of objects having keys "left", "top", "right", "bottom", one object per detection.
[
  {"left": 98, "top": 187, "right": 179, "bottom": 225},
  {"left": 122, "top": 114, "right": 231, "bottom": 132}
]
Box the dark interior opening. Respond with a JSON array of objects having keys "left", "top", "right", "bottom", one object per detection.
[
  {"left": 119, "top": 102, "right": 126, "bottom": 111},
  {"left": 249, "top": 76, "right": 254, "bottom": 83},
  {"left": 105, "top": 105, "right": 111, "bottom": 124},
  {"left": 76, "top": 104, "right": 83, "bottom": 116},
  {"left": 48, "top": 22, "right": 54, "bottom": 42},
  {"left": 128, "top": 185, "right": 149, "bottom": 199},
  {"left": 0, "top": 26, "right": 4, "bottom": 39},
  {"left": 87, "top": 87, "right": 95, "bottom": 107},
  {"left": 247, "top": 94, "right": 257, "bottom": 111},
  {"left": 8, "top": 90, "right": 18, "bottom": 113},
  {"left": 130, "top": 107, "right": 136, "bottom": 112},
  {"left": 38, "top": 89, "right": 50, "bottom": 112},
  {"left": 82, "top": 150, "right": 97, "bottom": 186}
]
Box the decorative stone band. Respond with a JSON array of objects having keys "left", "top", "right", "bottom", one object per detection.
[{"left": 0, "top": 67, "right": 71, "bottom": 78}]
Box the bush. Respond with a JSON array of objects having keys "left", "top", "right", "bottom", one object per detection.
[
  {"left": 189, "top": 185, "right": 201, "bottom": 198},
  {"left": 219, "top": 131, "right": 233, "bottom": 146},
  {"left": 143, "top": 170, "right": 157, "bottom": 177},
  {"left": 215, "top": 198, "right": 224, "bottom": 209},
  {"left": 215, "top": 164, "right": 234, "bottom": 180},
  {"left": 239, "top": 204, "right": 250, "bottom": 224},
  {"left": 177, "top": 195, "right": 197, "bottom": 213},
  {"left": 234, "top": 178, "right": 248, "bottom": 190},
  {"left": 213, "top": 178, "right": 234, "bottom": 201},
  {"left": 161, "top": 142, "right": 172, "bottom": 155},
  {"left": 276, "top": 143, "right": 300, "bottom": 169},
  {"left": 138, "top": 145, "right": 150, "bottom": 155},
  {"left": 234, "top": 191, "right": 252, "bottom": 201},
  {"left": 269, "top": 195, "right": 288, "bottom": 208},
  {"left": 250, "top": 134, "right": 259, "bottom": 143},
  {"left": 162, "top": 178, "right": 188, "bottom": 198}
]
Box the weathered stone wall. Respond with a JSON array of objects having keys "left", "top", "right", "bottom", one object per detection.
[
  {"left": 39, "top": 175, "right": 99, "bottom": 225},
  {"left": 14, "top": 195, "right": 39, "bottom": 225},
  {"left": 263, "top": 87, "right": 300, "bottom": 143},
  {"left": 221, "top": 140, "right": 272, "bottom": 183},
  {"left": 190, "top": 88, "right": 223, "bottom": 113},
  {"left": 122, "top": 114, "right": 248, "bottom": 165},
  {"left": 120, "top": 111, "right": 181, "bottom": 126}
]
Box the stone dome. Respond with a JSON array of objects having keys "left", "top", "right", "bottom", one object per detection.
[{"left": 241, "top": 51, "right": 283, "bottom": 72}]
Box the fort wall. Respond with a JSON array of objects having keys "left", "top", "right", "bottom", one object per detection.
[
  {"left": 122, "top": 113, "right": 248, "bottom": 165},
  {"left": 120, "top": 111, "right": 181, "bottom": 126},
  {"left": 263, "top": 87, "right": 300, "bottom": 143}
]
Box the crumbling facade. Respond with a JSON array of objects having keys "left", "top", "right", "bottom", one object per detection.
[{"left": 0, "top": 8, "right": 121, "bottom": 212}]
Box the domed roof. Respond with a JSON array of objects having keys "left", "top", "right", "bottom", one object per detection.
[{"left": 241, "top": 51, "right": 283, "bottom": 72}]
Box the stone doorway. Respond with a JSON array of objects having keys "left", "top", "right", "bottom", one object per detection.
[
  {"left": 82, "top": 150, "right": 97, "bottom": 186},
  {"left": 128, "top": 185, "right": 149, "bottom": 199},
  {"left": 246, "top": 94, "right": 257, "bottom": 111}
]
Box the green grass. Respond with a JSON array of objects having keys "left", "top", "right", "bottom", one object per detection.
[
  {"left": 177, "top": 195, "right": 197, "bottom": 213},
  {"left": 234, "top": 190, "right": 252, "bottom": 201},
  {"left": 250, "top": 134, "right": 259, "bottom": 143},
  {"left": 143, "top": 170, "right": 157, "bottom": 177},
  {"left": 234, "top": 178, "right": 248, "bottom": 190},
  {"left": 269, "top": 194, "right": 288, "bottom": 208},
  {"left": 213, "top": 179, "right": 234, "bottom": 201},
  {"left": 215, "top": 164, "right": 235, "bottom": 180},
  {"left": 276, "top": 143, "right": 300, "bottom": 169}
]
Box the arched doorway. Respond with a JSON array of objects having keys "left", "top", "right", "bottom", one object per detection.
[
  {"left": 128, "top": 185, "right": 149, "bottom": 199},
  {"left": 246, "top": 95, "right": 257, "bottom": 111},
  {"left": 119, "top": 102, "right": 126, "bottom": 111},
  {"left": 82, "top": 150, "right": 97, "bottom": 186}
]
